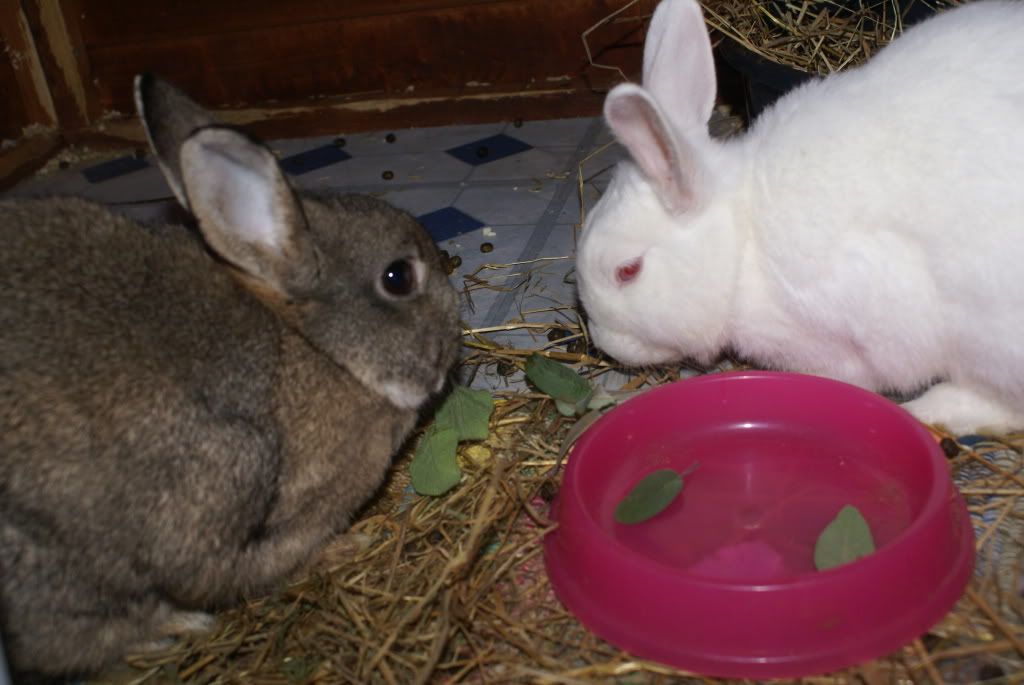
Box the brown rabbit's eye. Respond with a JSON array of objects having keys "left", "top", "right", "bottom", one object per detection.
[{"left": 381, "top": 259, "right": 417, "bottom": 296}]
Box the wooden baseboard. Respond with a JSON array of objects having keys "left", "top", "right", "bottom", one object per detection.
[
  {"left": 0, "top": 131, "right": 63, "bottom": 190},
  {"left": 66, "top": 87, "right": 609, "bottom": 148}
]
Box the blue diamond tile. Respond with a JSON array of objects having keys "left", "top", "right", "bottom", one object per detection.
[
  {"left": 82, "top": 156, "right": 149, "bottom": 184},
  {"left": 417, "top": 207, "right": 485, "bottom": 242},
  {"left": 279, "top": 144, "right": 351, "bottom": 175},
  {"left": 445, "top": 134, "right": 532, "bottom": 166}
]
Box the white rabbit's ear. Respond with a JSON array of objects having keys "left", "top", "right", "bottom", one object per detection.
[
  {"left": 641, "top": 0, "right": 716, "bottom": 132},
  {"left": 605, "top": 83, "right": 700, "bottom": 213},
  {"left": 179, "top": 126, "right": 320, "bottom": 294}
]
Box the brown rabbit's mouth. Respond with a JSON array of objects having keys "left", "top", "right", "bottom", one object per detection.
[
  {"left": 379, "top": 379, "right": 431, "bottom": 410},
  {"left": 379, "top": 341, "right": 456, "bottom": 410}
]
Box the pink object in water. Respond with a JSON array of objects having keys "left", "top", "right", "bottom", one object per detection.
[
  {"left": 543, "top": 371, "right": 974, "bottom": 679},
  {"left": 688, "top": 541, "right": 788, "bottom": 580}
]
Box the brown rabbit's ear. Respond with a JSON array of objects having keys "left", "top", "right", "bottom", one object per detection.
[
  {"left": 179, "top": 126, "right": 321, "bottom": 295},
  {"left": 134, "top": 73, "right": 217, "bottom": 209}
]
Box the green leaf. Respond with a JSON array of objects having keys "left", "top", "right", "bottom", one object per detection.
[
  {"left": 524, "top": 353, "right": 592, "bottom": 405},
  {"left": 559, "top": 407, "right": 607, "bottom": 459},
  {"left": 814, "top": 505, "right": 876, "bottom": 571},
  {"left": 435, "top": 386, "right": 494, "bottom": 441},
  {"left": 557, "top": 388, "right": 647, "bottom": 456},
  {"left": 574, "top": 388, "right": 595, "bottom": 415},
  {"left": 554, "top": 399, "right": 578, "bottom": 417},
  {"left": 553, "top": 389, "right": 594, "bottom": 418},
  {"left": 408, "top": 386, "right": 495, "bottom": 497},
  {"left": 614, "top": 469, "right": 684, "bottom": 525},
  {"left": 409, "top": 425, "right": 461, "bottom": 496},
  {"left": 586, "top": 386, "right": 617, "bottom": 412}
]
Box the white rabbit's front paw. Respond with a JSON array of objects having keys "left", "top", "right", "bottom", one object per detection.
[{"left": 901, "top": 382, "right": 1024, "bottom": 436}]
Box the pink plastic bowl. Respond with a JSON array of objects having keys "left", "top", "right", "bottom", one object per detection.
[{"left": 544, "top": 371, "right": 974, "bottom": 679}]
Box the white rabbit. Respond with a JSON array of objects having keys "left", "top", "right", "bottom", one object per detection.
[{"left": 577, "top": 0, "right": 1024, "bottom": 435}]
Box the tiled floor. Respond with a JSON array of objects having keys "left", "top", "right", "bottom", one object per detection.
[{"left": 5, "top": 116, "right": 626, "bottom": 394}]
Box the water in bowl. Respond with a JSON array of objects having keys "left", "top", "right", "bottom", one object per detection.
[{"left": 606, "top": 424, "right": 916, "bottom": 581}]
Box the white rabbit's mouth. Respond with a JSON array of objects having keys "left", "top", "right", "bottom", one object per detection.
[{"left": 590, "top": 323, "right": 681, "bottom": 367}]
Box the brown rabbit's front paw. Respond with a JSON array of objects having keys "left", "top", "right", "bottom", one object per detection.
[
  {"left": 311, "top": 531, "right": 376, "bottom": 571},
  {"left": 126, "top": 636, "right": 178, "bottom": 657},
  {"left": 124, "top": 610, "right": 216, "bottom": 661},
  {"left": 158, "top": 609, "right": 218, "bottom": 637}
]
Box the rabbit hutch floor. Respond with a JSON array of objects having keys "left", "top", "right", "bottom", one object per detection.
[{"left": 3, "top": 113, "right": 1024, "bottom": 685}]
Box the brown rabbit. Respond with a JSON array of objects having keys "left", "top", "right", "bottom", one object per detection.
[{"left": 0, "top": 74, "right": 460, "bottom": 676}]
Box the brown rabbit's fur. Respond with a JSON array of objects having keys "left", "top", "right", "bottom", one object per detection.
[{"left": 0, "top": 76, "right": 460, "bottom": 675}]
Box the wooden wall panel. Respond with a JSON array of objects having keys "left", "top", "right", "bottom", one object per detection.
[
  {"left": 76, "top": 0, "right": 504, "bottom": 43},
  {"left": 0, "top": 33, "right": 31, "bottom": 139},
  {"left": 20, "top": 0, "right": 97, "bottom": 129},
  {"left": 0, "top": 0, "right": 57, "bottom": 133},
  {"left": 74, "top": 0, "right": 654, "bottom": 115},
  {"left": 2, "top": 0, "right": 655, "bottom": 179}
]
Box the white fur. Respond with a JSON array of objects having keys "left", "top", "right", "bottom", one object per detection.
[
  {"left": 577, "top": 0, "right": 1024, "bottom": 434},
  {"left": 378, "top": 379, "right": 428, "bottom": 411}
]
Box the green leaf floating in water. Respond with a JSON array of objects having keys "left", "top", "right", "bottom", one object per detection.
[
  {"left": 409, "top": 425, "right": 461, "bottom": 496},
  {"left": 814, "top": 505, "right": 876, "bottom": 571},
  {"left": 434, "top": 385, "right": 494, "bottom": 441},
  {"left": 525, "top": 353, "right": 592, "bottom": 409},
  {"left": 614, "top": 468, "right": 685, "bottom": 525}
]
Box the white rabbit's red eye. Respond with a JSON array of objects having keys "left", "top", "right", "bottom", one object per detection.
[{"left": 615, "top": 258, "right": 643, "bottom": 284}]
